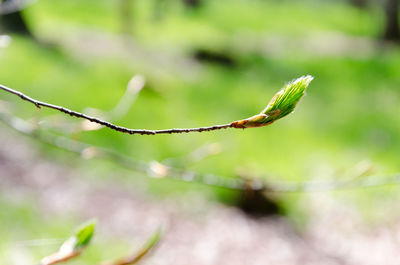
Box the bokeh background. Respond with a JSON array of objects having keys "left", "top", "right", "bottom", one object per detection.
[{"left": 1, "top": 0, "right": 400, "bottom": 264}]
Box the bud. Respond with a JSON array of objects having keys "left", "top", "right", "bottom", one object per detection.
[
  {"left": 39, "top": 220, "right": 96, "bottom": 265},
  {"left": 231, "top": 75, "right": 313, "bottom": 128}
]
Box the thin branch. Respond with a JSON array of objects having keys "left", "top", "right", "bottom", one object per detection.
[
  {"left": 0, "top": 109, "right": 244, "bottom": 190},
  {"left": 0, "top": 76, "right": 313, "bottom": 135},
  {"left": 101, "top": 228, "right": 162, "bottom": 265},
  {"left": 2, "top": 108, "right": 400, "bottom": 194},
  {"left": 10, "top": 76, "right": 392, "bottom": 194},
  {"left": 108, "top": 74, "right": 145, "bottom": 121},
  {"left": 0, "top": 83, "right": 232, "bottom": 135}
]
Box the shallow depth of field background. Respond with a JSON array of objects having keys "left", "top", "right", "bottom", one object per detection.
[{"left": 1, "top": 0, "right": 400, "bottom": 264}]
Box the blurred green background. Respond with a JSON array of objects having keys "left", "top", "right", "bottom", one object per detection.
[{"left": 1, "top": 0, "right": 400, "bottom": 264}]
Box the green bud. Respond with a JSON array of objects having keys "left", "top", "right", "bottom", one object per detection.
[
  {"left": 39, "top": 220, "right": 96, "bottom": 265},
  {"left": 232, "top": 75, "right": 313, "bottom": 128},
  {"left": 73, "top": 220, "right": 96, "bottom": 250},
  {"left": 262, "top": 75, "right": 313, "bottom": 119}
]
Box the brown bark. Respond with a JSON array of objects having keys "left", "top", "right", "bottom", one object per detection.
[
  {"left": 0, "top": 0, "right": 32, "bottom": 36},
  {"left": 383, "top": 0, "right": 400, "bottom": 41}
]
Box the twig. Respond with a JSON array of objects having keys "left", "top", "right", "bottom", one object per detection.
[
  {"left": 0, "top": 76, "right": 313, "bottom": 135},
  {"left": 101, "top": 228, "right": 162, "bottom": 265},
  {"left": 9, "top": 76, "right": 393, "bottom": 194},
  {"left": 108, "top": 74, "right": 145, "bottom": 121},
  {"left": 0, "top": 109, "right": 244, "bottom": 190},
  {"left": 1, "top": 109, "right": 400, "bottom": 194},
  {"left": 0, "top": 83, "right": 232, "bottom": 135},
  {"left": 271, "top": 173, "right": 400, "bottom": 193}
]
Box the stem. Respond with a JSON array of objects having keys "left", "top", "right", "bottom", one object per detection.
[
  {"left": 0, "top": 83, "right": 233, "bottom": 135},
  {"left": 2, "top": 108, "right": 399, "bottom": 194},
  {"left": 0, "top": 110, "right": 246, "bottom": 191}
]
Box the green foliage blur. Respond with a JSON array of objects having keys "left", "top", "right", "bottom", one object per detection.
[{"left": 1, "top": 0, "right": 400, "bottom": 263}]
